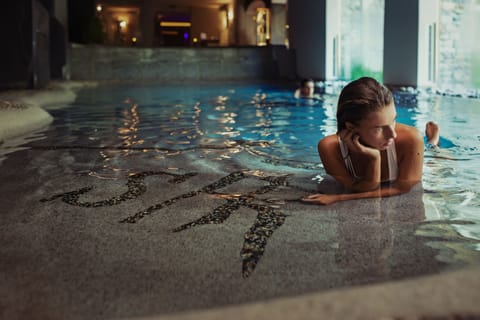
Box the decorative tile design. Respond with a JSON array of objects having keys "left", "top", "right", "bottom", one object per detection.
[
  {"left": 40, "top": 171, "right": 198, "bottom": 207},
  {"left": 0, "top": 101, "right": 28, "bottom": 110},
  {"left": 40, "top": 170, "right": 305, "bottom": 277}
]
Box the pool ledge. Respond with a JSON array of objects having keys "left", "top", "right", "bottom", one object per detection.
[
  {"left": 0, "top": 81, "right": 96, "bottom": 142},
  {"left": 135, "top": 266, "right": 480, "bottom": 320}
]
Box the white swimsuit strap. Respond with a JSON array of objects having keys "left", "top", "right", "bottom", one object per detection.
[
  {"left": 338, "top": 136, "right": 399, "bottom": 182},
  {"left": 386, "top": 141, "right": 399, "bottom": 182},
  {"left": 337, "top": 136, "right": 360, "bottom": 180}
]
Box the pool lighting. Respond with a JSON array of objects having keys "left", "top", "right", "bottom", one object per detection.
[{"left": 160, "top": 21, "right": 191, "bottom": 27}]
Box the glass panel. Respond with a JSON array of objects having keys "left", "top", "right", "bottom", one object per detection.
[
  {"left": 339, "top": 0, "right": 384, "bottom": 81},
  {"left": 438, "top": 0, "right": 480, "bottom": 93}
]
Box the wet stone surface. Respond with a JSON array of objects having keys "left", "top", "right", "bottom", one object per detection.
[{"left": 2, "top": 141, "right": 480, "bottom": 319}]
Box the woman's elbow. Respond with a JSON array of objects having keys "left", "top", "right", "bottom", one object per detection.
[
  {"left": 395, "top": 179, "right": 420, "bottom": 193},
  {"left": 350, "top": 181, "right": 381, "bottom": 193}
]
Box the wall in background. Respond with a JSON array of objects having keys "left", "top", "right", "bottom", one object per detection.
[{"left": 68, "top": 45, "right": 295, "bottom": 82}]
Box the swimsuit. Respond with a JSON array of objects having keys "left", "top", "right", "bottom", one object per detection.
[{"left": 338, "top": 136, "right": 399, "bottom": 183}]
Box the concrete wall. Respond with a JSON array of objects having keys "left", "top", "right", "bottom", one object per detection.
[
  {"left": 270, "top": 4, "right": 287, "bottom": 45},
  {"left": 191, "top": 7, "right": 223, "bottom": 44},
  {"left": 68, "top": 45, "right": 295, "bottom": 81}
]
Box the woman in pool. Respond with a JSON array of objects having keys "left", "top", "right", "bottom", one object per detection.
[
  {"left": 294, "top": 78, "right": 320, "bottom": 99},
  {"left": 302, "top": 76, "right": 439, "bottom": 205}
]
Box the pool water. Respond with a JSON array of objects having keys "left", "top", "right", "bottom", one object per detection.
[
  {"left": 48, "top": 83, "right": 334, "bottom": 163},
  {"left": 29, "top": 83, "right": 480, "bottom": 246}
]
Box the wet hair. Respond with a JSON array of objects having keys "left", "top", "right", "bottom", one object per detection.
[
  {"left": 300, "top": 78, "right": 314, "bottom": 87},
  {"left": 336, "top": 77, "right": 393, "bottom": 132}
]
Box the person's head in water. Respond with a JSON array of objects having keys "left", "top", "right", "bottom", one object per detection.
[
  {"left": 296, "top": 78, "right": 315, "bottom": 98},
  {"left": 336, "top": 77, "right": 396, "bottom": 150}
]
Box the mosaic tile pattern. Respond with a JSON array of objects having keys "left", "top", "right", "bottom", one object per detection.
[
  {"left": 0, "top": 101, "right": 28, "bottom": 110},
  {"left": 40, "top": 171, "right": 197, "bottom": 207},
  {"left": 40, "top": 170, "right": 307, "bottom": 277}
]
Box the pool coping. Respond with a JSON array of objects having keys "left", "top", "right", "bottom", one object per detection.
[
  {"left": 131, "top": 266, "right": 480, "bottom": 320},
  {"left": 0, "top": 81, "right": 97, "bottom": 143}
]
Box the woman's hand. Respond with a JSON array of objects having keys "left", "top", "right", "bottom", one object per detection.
[
  {"left": 339, "top": 129, "right": 380, "bottom": 160},
  {"left": 301, "top": 193, "right": 339, "bottom": 205}
]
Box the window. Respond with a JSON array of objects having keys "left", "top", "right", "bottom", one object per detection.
[{"left": 331, "top": 0, "right": 385, "bottom": 81}]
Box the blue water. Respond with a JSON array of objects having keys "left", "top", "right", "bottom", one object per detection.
[
  {"left": 48, "top": 83, "right": 471, "bottom": 159},
  {"left": 31, "top": 82, "right": 480, "bottom": 247},
  {"left": 53, "top": 83, "right": 332, "bottom": 163}
]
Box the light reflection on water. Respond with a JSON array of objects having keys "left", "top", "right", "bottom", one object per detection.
[{"left": 23, "top": 83, "right": 480, "bottom": 247}]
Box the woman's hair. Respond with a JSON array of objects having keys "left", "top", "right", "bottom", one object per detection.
[
  {"left": 300, "top": 78, "right": 314, "bottom": 87},
  {"left": 336, "top": 77, "right": 393, "bottom": 132}
]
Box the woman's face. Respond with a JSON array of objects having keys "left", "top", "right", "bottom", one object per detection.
[
  {"left": 301, "top": 81, "right": 315, "bottom": 97},
  {"left": 349, "top": 101, "right": 398, "bottom": 150}
]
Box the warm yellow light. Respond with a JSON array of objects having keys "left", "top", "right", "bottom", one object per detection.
[
  {"left": 193, "top": 37, "right": 198, "bottom": 43},
  {"left": 228, "top": 10, "right": 234, "bottom": 21},
  {"left": 160, "top": 21, "right": 191, "bottom": 27},
  {"left": 96, "top": 4, "right": 102, "bottom": 12},
  {"left": 162, "top": 30, "right": 179, "bottom": 35},
  {"left": 131, "top": 37, "right": 137, "bottom": 43},
  {"left": 119, "top": 20, "right": 127, "bottom": 29}
]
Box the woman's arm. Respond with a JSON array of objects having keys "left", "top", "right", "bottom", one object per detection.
[
  {"left": 394, "top": 124, "right": 424, "bottom": 183},
  {"left": 302, "top": 180, "right": 419, "bottom": 205},
  {"left": 294, "top": 89, "right": 301, "bottom": 98},
  {"left": 318, "top": 132, "right": 382, "bottom": 192},
  {"left": 304, "top": 125, "right": 424, "bottom": 205}
]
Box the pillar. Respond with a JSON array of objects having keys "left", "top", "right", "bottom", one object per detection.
[
  {"left": 383, "top": 0, "right": 419, "bottom": 87},
  {"left": 287, "top": 0, "right": 327, "bottom": 80},
  {"left": 140, "top": 0, "right": 155, "bottom": 46}
]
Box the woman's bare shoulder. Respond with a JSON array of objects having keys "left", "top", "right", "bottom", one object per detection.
[
  {"left": 396, "top": 123, "right": 423, "bottom": 142},
  {"left": 318, "top": 134, "right": 338, "bottom": 150},
  {"left": 395, "top": 123, "right": 424, "bottom": 156}
]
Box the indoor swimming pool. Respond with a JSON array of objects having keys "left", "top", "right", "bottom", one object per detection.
[
  {"left": 35, "top": 82, "right": 480, "bottom": 243},
  {"left": 1, "top": 81, "right": 479, "bottom": 319}
]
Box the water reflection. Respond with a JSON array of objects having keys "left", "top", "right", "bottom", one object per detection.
[
  {"left": 118, "top": 103, "right": 143, "bottom": 150},
  {"left": 315, "top": 177, "right": 480, "bottom": 278}
]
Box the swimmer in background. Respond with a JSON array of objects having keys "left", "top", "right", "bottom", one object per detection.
[
  {"left": 302, "top": 76, "right": 440, "bottom": 205},
  {"left": 294, "top": 78, "right": 321, "bottom": 99}
]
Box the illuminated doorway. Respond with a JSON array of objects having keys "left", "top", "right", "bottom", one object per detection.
[
  {"left": 97, "top": 5, "right": 140, "bottom": 46},
  {"left": 256, "top": 7, "right": 271, "bottom": 46},
  {"left": 244, "top": 0, "right": 270, "bottom": 46},
  {"left": 155, "top": 12, "right": 191, "bottom": 46}
]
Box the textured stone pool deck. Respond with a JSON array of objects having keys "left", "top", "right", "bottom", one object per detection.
[
  {"left": 1, "top": 82, "right": 479, "bottom": 320},
  {"left": 140, "top": 267, "right": 480, "bottom": 320}
]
